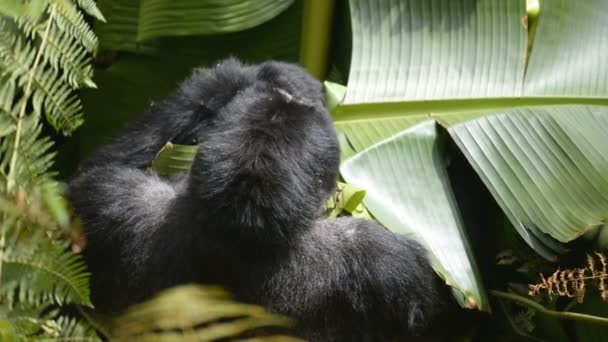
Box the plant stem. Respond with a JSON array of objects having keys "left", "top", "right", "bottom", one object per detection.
[
  {"left": 490, "top": 290, "right": 608, "bottom": 326},
  {"left": 6, "top": 6, "right": 55, "bottom": 193},
  {"left": 299, "top": 0, "right": 335, "bottom": 79},
  {"left": 0, "top": 6, "right": 55, "bottom": 287}
]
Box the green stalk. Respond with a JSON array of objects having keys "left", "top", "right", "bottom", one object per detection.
[
  {"left": 491, "top": 290, "right": 608, "bottom": 326},
  {"left": 299, "top": 0, "right": 335, "bottom": 79},
  {"left": 1, "top": 5, "right": 55, "bottom": 286},
  {"left": 6, "top": 7, "right": 55, "bottom": 192}
]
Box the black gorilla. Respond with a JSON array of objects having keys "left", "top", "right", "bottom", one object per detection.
[{"left": 69, "top": 59, "right": 444, "bottom": 341}]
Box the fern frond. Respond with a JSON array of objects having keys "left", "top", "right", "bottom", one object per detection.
[
  {"left": 17, "top": 18, "right": 95, "bottom": 89},
  {"left": 0, "top": 305, "right": 99, "bottom": 340},
  {"left": 0, "top": 180, "right": 70, "bottom": 234},
  {"left": 40, "top": 309, "right": 100, "bottom": 340},
  {"left": 0, "top": 303, "right": 49, "bottom": 338},
  {"left": 529, "top": 253, "right": 608, "bottom": 303},
  {"left": 51, "top": 1, "right": 98, "bottom": 53},
  {"left": 0, "top": 33, "right": 84, "bottom": 134},
  {"left": 0, "top": 116, "right": 55, "bottom": 191},
  {"left": 0, "top": 78, "right": 18, "bottom": 138},
  {"left": 0, "top": 228, "right": 91, "bottom": 308},
  {"left": 76, "top": 0, "right": 106, "bottom": 22},
  {"left": 32, "top": 66, "right": 84, "bottom": 133},
  {"left": 0, "top": 0, "right": 101, "bottom": 339}
]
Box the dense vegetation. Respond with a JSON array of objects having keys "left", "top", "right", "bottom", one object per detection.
[{"left": 1, "top": 0, "right": 607, "bottom": 340}]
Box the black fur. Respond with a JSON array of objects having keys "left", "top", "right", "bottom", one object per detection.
[{"left": 69, "top": 59, "right": 443, "bottom": 341}]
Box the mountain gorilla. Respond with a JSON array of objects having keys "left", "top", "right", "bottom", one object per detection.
[{"left": 69, "top": 59, "right": 444, "bottom": 341}]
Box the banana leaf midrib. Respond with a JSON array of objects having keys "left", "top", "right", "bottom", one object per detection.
[{"left": 332, "top": 97, "right": 608, "bottom": 122}]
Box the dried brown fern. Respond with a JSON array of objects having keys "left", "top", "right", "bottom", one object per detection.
[{"left": 529, "top": 253, "right": 608, "bottom": 303}]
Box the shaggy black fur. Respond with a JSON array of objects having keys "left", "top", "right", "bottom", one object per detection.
[{"left": 69, "top": 59, "right": 443, "bottom": 341}]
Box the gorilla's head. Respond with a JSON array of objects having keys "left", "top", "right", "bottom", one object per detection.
[{"left": 186, "top": 59, "right": 340, "bottom": 243}]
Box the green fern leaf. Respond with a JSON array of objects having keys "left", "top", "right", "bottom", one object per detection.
[
  {"left": 40, "top": 309, "right": 100, "bottom": 339},
  {"left": 0, "top": 34, "right": 84, "bottom": 134},
  {"left": 0, "top": 78, "right": 18, "bottom": 138},
  {"left": 0, "top": 304, "right": 48, "bottom": 338},
  {"left": 0, "top": 116, "right": 55, "bottom": 191},
  {"left": 52, "top": 1, "right": 99, "bottom": 53},
  {"left": 0, "top": 305, "right": 99, "bottom": 340},
  {"left": 1, "top": 228, "right": 92, "bottom": 308},
  {"left": 0, "top": 1, "right": 102, "bottom": 339},
  {"left": 76, "top": 0, "right": 106, "bottom": 22},
  {"left": 17, "top": 18, "right": 95, "bottom": 89}
]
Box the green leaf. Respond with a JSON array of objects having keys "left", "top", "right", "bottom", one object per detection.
[
  {"left": 0, "top": 305, "right": 98, "bottom": 340},
  {"left": 324, "top": 181, "right": 368, "bottom": 218},
  {"left": 138, "top": 0, "right": 294, "bottom": 41},
  {"left": 95, "top": 0, "right": 298, "bottom": 52},
  {"left": 449, "top": 105, "right": 608, "bottom": 258},
  {"left": 324, "top": 81, "right": 346, "bottom": 113},
  {"left": 1, "top": 230, "right": 92, "bottom": 307},
  {"left": 0, "top": 0, "right": 47, "bottom": 21},
  {"left": 334, "top": 0, "right": 608, "bottom": 153},
  {"left": 344, "top": 0, "right": 526, "bottom": 103},
  {"left": 76, "top": 0, "right": 107, "bottom": 22},
  {"left": 53, "top": 0, "right": 99, "bottom": 53},
  {"left": 149, "top": 142, "right": 198, "bottom": 176},
  {"left": 0, "top": 116, "right": 55, "bottom": 192},
  {"left": 88, "top": 285, "right": 296, "bottom": 340},
  {"left": 0, "top": 23, "right": 85, "bottom": 135},
  {"left": 524, "top": 0, "right": 608, "bottom": 96},
  {"left": 332, "top": 0, "right": 608, "bottom": 263},
  {"left": 341, "top": 120, "right": 489, "bottom": 311},
  {"left": 94, "top": 0, "right": 141, "bottom": 51}
]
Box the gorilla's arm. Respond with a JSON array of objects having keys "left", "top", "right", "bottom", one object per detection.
[
  {"left": 78, "top": 59, "right": 256, "bottom": 170},
  {"left": 262, "top": 217, "right": 443, "bottom": 341},
  {"left": 68, "top": 59, "right": 257, "bottom": 312}
]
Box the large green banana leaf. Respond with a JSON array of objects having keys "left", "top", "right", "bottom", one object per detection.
[
  {"left": 341, "top": 120, "right": 488, "bottom": 310},
  {"left": 333, "top": 0, "right": 608, "bottom": 310},
  {"left": 449, "top": 105, "right": 608, "bottom": 259},
  {"left": 137, "top": 0, "right": 293, "bottom": 41},
  {"left": 95, "top": 0, "right": 294, "bottom": 50}
]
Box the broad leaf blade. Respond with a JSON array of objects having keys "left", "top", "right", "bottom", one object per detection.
[
  {"left": 149, "top": 142, "right": 198, "bottom": 176},
  {"left": 449, "top": 105, "right": 608, "bottom": 258},
  {"left": 87, "top": 285, "right": 297, "bottom": 340},
  {"left": 341, "top": 120, "right": 489, "bottom": 310},
  {"left": 333, "top": 0, "right": 608, "bottom": 153},
  {"left": 324, "top": 81, "right": 346, "bottom": 113},
  {"left": 138, "top": 0, "right": 294, "bottom": 41},
  {"left": 332, "top": 99, "right": 512, "bottom": 151},
  {"left": 345, "top": 0, "right": 526, "bottom": 103},
  {"left": 325, "top": 181, "right": 369, "bottom": 218},
  {"left": 95, "top": 0, "right": 299, "bottom": 54},
  {"left": 95, "top": 0, "right": 143, "bottom": 52},
  {"left": 524, "top": 0, "right": 608, "bottom": 96}
]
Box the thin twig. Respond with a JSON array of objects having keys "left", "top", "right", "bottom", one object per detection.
[{"left": 490, "top": 290, "right": 608, "bottom": 326}]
